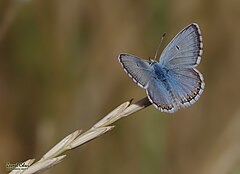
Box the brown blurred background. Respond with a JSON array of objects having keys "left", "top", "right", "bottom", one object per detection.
[{"left": 1, "top": 0, "right": 240, "bottom": 174}]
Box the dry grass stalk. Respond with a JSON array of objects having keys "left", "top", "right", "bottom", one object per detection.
[{"left": 9, "top": 97, "right": 151, "bottom": 174}]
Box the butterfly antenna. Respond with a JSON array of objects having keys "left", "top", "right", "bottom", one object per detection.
[{"left": 154, "top": 32, "right": 166, "bottom": 61}]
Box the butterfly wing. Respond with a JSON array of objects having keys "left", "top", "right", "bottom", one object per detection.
[
  {"left": 166, "top": 68, "right": 204, "bottom": 108},
  {"left": 159, "top": 23, "right": 204, "bottom": 109},
  {"left": 118, "top": 53, "right": 153, "bottom": 88},
  {"left": 159, "top": 23, "right": 203, "bottom": 69},
  {"left": 146, "top": 76, "right": 179, "bottom": 113}
]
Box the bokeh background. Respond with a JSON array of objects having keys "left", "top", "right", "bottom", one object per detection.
[{"left": 1, "top": 0, "right": 240, "bottom": 174}]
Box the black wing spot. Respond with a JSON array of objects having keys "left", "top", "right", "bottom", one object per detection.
[{"left": 176, "top": 45, "right": 180, "bottom": 50}]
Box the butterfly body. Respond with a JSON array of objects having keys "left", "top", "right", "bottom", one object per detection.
[
  {"left": 152, "top": 63, "right": 168, "bottom": 81},
  {"left": 118, "top": 23, "right": 204, "bottom": 113}
]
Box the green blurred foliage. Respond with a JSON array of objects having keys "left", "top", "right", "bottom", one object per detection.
[{"left": 1, "top": 0, "right": 240, "bottom": 174}]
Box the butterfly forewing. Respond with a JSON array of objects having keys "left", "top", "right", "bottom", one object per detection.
[
  {"left": 159, "top": 23, "right": 203, "bottom": 69},
  {"left": 118, "top": 54, "right": 153, "bottom": 88}
]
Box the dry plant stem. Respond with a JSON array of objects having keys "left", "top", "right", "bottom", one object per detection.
[
  {"left": 9, "top": 97, "right": 152, "bottom": 174},
  {"left": 122, "top": 97, "right": 152, "bottom": 116}
]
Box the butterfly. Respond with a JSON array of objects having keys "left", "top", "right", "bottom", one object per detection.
[{"left": 118, "top": 23, "right": 204, "bottom": 113}]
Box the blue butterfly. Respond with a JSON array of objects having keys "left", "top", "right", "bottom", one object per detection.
[{"left": 118, "top": 23, "right": 204, "bottom": 113}]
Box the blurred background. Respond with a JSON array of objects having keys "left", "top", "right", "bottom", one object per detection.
[{"left": 1, "top": 0, "right": 240, "bottom": 173}]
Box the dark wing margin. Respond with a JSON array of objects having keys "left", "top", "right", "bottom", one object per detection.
[{"left": 118, "top": 53, "right": 153, "bottom": 89}]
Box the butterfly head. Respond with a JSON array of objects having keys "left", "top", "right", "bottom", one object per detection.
[{"left": 148, "top": 57, "right": 158, "bottom": 65}]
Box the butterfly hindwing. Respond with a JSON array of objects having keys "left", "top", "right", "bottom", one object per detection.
[
  {"left": 146, "top": 76, "right": 179, "bottom": 113},
  {"left": 166, "top": 68, "right": 204, "bottom": 107}
]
